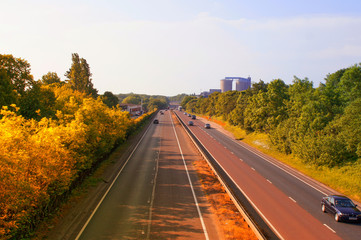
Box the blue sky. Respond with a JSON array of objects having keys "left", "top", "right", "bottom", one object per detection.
[{"left": 1, "top": 0, "right": 361, "bottom": 96}]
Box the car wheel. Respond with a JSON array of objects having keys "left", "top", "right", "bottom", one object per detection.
[
  {"left": 321, "top": 204, "right": 326, "bottom": 213},
  {"left": 335, "top": 213, "right": 340, "bottom": 222}
]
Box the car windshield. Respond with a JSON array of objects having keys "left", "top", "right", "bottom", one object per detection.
[{"left": 335, "top": 199, "right": 355, "bottom": 208}]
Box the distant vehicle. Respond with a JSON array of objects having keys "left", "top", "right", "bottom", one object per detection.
[
  {"left": 160, "top": 111, "right": 164, "bottom": 115},
  {"left": 191, "top": 115, "right": 196, "bottom": 119},
  {"left": 153, "top": 119, "right": 159, "bottom": 124},
  {"left": 184, "top": 112, "right": 187, "bottom": 115},
  {"left": 188, "top": 121, "right": 194, "bottom": 126},
  {"left": 188, "top": 113, "right": 192, "bottom": 117},
  {"left": 204, "top": 123, "right": 211, "bottom": 129},
  {"left": 321, "top": 195, "right": 361, "bottom": 222}
]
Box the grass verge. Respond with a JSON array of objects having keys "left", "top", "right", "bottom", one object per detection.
[{"left": 193, "top": 157, "right": 258, "bottom": 240}]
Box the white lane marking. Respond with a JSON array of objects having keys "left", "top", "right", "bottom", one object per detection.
[
  {"left": 228, "top": 137, "right": 329, "bottom": 196},
  {"left": 178, "top": 118, "right": 284, "bottom": 240},
  {"left": 170, "top": 113, "right": 210, "bottom": 240},
  {"left": 231, "top": 152, "right": 234, "bottom": 155},
  {"left": 323, "top": 224, "right": 336, "bottom": 233},
  {"left": 267, "top": 179, "right": 272, "bottom": 184},
  {"left": 146, "top": 136, "right": 160, "bottom": 239},
  {"left": 75, "top": 119, "right": 154, "bottom": 240},
  {"left": 239, "top": 158, "right": 243, "bottom": 162},
  {"left": 251, "top": 167, "right": 256, "bottom": 171},
  {"left": 289, "top": 197, "right": 297, "bottom": 203}
]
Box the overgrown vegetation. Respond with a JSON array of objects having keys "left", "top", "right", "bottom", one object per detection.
[
  {"left": 182, "top": 64, "right": 361, "bottom": 201},
  {"left": 117, "top": 93, "right": 169, "bottom": 112},
  {"left": 0, "top": 54, "right": 155, "bottom": 239},
  {"left": 193, "top": 153, "right": 257, "bottom": 240}
]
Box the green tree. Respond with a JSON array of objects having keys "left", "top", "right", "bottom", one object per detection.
[
  {"left": 265, "top": 79, "right": 289, "bottom": 129},
  {"left": 216, "top": 90, "right": 240, "bottom": 121},
  {"left": 147, "top": 98, "right": 167, "bottom": 111},
  {"left": 244, "top": 91, "right": 269, "bottom": 131},
  {"left": 185, "top": 98, "right": 198, "bottom": 113},
  {"left": 205, "top": 92, "right": 220, "bottom": 117},
  {"left": 244, "top": 79, "right": 288, "bottom": 132},
  {"left": 338, "top": 63, "right": 361, "bottom": 104},
  {"left": 41, "top": 72, "right": 62, "bottom": 85},
  {"left": 229, "top": 92, "right": 249, "bottom": 127},
  {"left": 180, "top": 96, "right": 197, "bottom": 110},
  {"left": 122, "top": 94, "right": 142, "bottom": 105},
  {"left": 195, "top": 96, "right": 208, "bottom": 114},
  {"left": 18, "top": 82, "right": 56, "bottom": 120},
  {"left": 332, "top": 98, "right": 361, "bottom": 158},
  {"left": 101, "top": 91, "right": 119, "bottom": 108},
  {"left": 249, "top": 79, "right": 268, "bottom": 95},
  {"left": 0, "top": 69, "right": 17, "bottom": 107},
  {"left": 65, "top": 53, "right": 98, "bottom": 98},
  {"left": 0, "top": 54, "right": 34, "bottom": 96}
]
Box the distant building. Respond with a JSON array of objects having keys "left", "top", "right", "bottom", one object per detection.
[
  {"left": 210, "top": 89, "right": 221, "bottom": 94},
  {"left": 234, "top": 77, "right": 251, "bottom": 91},
  {"left": 220, "top": 77, "right": 251, "bottom": 92},
  {"left": 119, "top": 103, "right": 142, "bottom": 116},
  {"left": 200, "top": 91, "right": 210, "bottom": 97},
  {"left": 220, "top": 79, "right": 233, "bottom": 92},
  {"left": 200, "top": 89, "right": 221, "bottom": 97}
]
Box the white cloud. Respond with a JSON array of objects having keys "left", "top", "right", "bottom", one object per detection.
[{"left": 1, "top": 2, "right": 361, "bottom": 95}]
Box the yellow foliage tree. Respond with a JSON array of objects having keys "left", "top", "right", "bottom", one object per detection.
[{"left": 0, "top": 86, "right": 151, "bottom": 239}]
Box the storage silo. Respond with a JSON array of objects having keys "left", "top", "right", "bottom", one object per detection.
[
  {"left": 235, "top": 77, "right": 251, "bottom": 91},
  {"left": 220, "top": 79, "right": 233, "bottom": 92}
]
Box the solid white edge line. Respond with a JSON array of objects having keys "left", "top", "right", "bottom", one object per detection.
[
  {"left": 176, "top": 112, "right": 283, "bottom": 240},
  {"left": 200, "top": 149, "right": 285, "bottom": 240},
  {"left": 323, "top": 224, "right": 336, "bottom": 233},
  {"left": 75, "top": 119, "right": 154, "bottom": 240},
  {"left": 170, "top": 113, "right": 210, "bottom": 240}
]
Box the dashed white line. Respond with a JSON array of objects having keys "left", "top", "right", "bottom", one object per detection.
[
  {"left": 323, "top": 224, "right": 336, "bottom": 233},
  {"left": 232, "top": 140, "right": 328, "bottom": 196},
  {"left": 251, "top": 167, "right": 256, "bottom": 171},
  {"left": 267, "top": 179, "right": 272, "bottom": 184},
  {"left": 170, "top": 114, "right": 210, "bottom": 240},
  {"left": 289, "top": 197, "right": 297, "bottom": 203}
]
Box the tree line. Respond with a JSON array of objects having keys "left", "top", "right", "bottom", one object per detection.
[
  {"left": 181, "top": 64, "right": 361, "bottom": 168},
  {"left": 117, "top": 93, "right": 169, "bottom": 112},
  {"left": 0, "top": 53, "right": 155, "bottom": 239}
]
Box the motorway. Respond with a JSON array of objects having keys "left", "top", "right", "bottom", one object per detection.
[
  {"left": 75, "top": 110, "right": 223, "bottom": 239},
  {"left": 175, "top": 110, "right": 361, "bottom": 240}
]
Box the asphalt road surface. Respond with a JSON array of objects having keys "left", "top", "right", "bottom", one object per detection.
[
  {"left": 76, "top": 110, "right": 223, "bottom": 240},
  {"left": 176, "top": 110, "right": 361, "bottom": 240}
]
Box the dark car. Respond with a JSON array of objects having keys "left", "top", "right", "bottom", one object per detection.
[
  {"left": 188, "top": 113, "right": 192, "bottom": 117},
  {"left": 188, "top": 121, "right": 194, "bottom": 126},
  {"left": 153, "top": 119, "right": 159, "bottom": 124},
  {"left": 160, "top": 111, "right": 164, "bottom": 115},
  {"left": 321, "top": 195, "right": 361, "bottom": 222},
  {"left": 204, "top": 123, "right": 211, "bottom": 129},
  {"left": 191, "top": 115, "right": 196, "bottom": 119}
]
